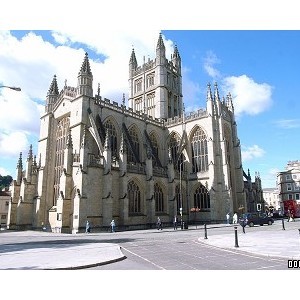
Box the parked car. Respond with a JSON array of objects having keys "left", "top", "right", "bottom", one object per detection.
[{"left": 239, "top": 212, "right": 274, "bottom": 227}]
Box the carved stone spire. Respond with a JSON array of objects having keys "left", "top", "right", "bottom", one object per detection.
[
  {"left": 206, "top": 83, "right": 213, "bottom": 101},
  {"left": 214, "top": 82, "right": 220, "bottom": 101},
  {"left": 46, "top": 75, "right": 59, "bottom": 112},
  {"left": 156, "top": 33, "right": 165, "bottom": 51},
  {"left": 47, "top": 75, "right": 59, "bottom": 96},
  {"left": 17, "top": 152, "right": 23, "bottom": 169},
  {"left": 79, "top": 52, "right": 92, "bottom": 75},
  {"left": 172, "top": 44, "right": 181, "bottom": 71},
  {"left": 27, "top": 144, "right": 33, "bottom": 161},
  {"left": 129, "top": 48, "right": 137, "bottom": 70},
  {"left": 156, "top": 33, "right": 166, "bottom": 64},
  {"left": 77, "top": 52, "right": 93, "bottom": 97}
]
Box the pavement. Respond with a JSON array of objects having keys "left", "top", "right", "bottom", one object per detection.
[
  {"left": 0, "top": 219, "right": 299, "bottom": 270},
  {"left": 200, "top": 219, "right": 300, "bottom": 260}
]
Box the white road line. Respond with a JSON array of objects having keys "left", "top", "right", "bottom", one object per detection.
[
  {"left": 121, "top": 246, "right": 166, "bottom": 270},
  {"left": 193, "top": 239, "right": 286, "bottom": 263}
]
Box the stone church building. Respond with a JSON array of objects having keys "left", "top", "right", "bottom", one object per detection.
[{"left": 8, "top": 34, "right": 247, "bottom": 233}]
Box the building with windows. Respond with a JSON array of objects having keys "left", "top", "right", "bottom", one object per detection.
[
  {"left": 262, "top": 188, "right": 280, "bottom": 211},
  {"left": 0, "top": 189, "right": 10, "bottom": 229},
  {"left": 277, "top": 160, "right": 300, "bottom": 217},
  {"left": 9, "top": 34, "right": 247, "bottom": 233}
]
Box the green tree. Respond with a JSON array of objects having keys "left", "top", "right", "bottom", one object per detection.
[{"left": 0, "top": 175, "right": 13, "bottom": 190}]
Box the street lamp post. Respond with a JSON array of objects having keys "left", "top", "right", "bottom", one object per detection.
[
  {"left": 179, "top": 159, "right": 186, "bottom": 230},
  {"left": 0, "top": 85, "right": 21, "bottom": 91}
]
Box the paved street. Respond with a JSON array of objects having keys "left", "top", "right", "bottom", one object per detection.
[
  {"left": 92, "top": 221, "right": 297, "bottom": 270},
  {"left": 1, "top": 218, "right": 299, "bottom": 270}
]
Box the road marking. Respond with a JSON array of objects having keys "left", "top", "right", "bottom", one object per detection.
[
  {"left": 193, "top": 239, "right": 286, "bottom": 263},
  {"left": 121, "top": 246, "right": 166, "bottom": 270}
]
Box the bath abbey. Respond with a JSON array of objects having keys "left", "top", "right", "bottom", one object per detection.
[{"left": 8, "top": 34, "right": 247, "bottom": 233}]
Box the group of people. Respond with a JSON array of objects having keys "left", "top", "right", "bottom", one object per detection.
[
  {"left": 226, "top": 212, "right": 238, "bottom": 224},
  {"left": 87, "top": 213, "right": 240, "bottom": 233},
  {"left": 85, "top": 219, "right": 116, "bottom": 233},
  {"left": 157, "top": 215, "right": 180, "bottom": 230},
  {"left": 86, "top": 209, "right": 296, "bottom": 233}
]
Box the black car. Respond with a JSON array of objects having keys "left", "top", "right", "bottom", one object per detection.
[{"left": 239, "top": 212, "right": 274, "bottom": 227}]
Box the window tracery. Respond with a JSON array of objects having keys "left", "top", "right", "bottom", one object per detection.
[{"left": 191, "top": 127, "right": 208, "bottom": 173}]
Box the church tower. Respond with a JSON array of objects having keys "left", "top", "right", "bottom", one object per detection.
[
  {"left": 128, "top": 33, "right": 182, "bottom": 120},
  {"left": 45, "top": 75, "right": 59, "bottom": 113},
  {"left": 77, "top": 52, "right": 93, "bottom": 97}
]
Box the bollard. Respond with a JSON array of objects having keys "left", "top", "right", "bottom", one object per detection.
[
  {"left": 234, "top": 226, "right": 239, "bottom": 247},
  {"left": 282, "top": 218, "right": 285, "bottom": 230},
  {"left": 204, "top": 223, "right": 208, "bottom": 239}
]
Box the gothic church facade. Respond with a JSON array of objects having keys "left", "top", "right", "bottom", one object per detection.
[{"left": 9, "top": 34, "right": 247, "bottom": 233}]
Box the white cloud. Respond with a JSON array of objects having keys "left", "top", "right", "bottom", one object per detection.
[
  {"left": 201, "top": 51, "right": 273, "bottom": 117},
  {"left": 181, "top": 66, "right": 202, "bottom": 111},
  {"left": 0, "top": 131, "right": 29, "bottom": 157},
  {"left": 0, "top": 166, "right": 10, "bottom": 176},
  {"left": 50, "top": 30, "right": 170, "bottom": 99},
  {"left": 274, "top": 119, "right": 300, "bottom": 129},
  {"left": 0, "top": 30, "right": 175, "bottom": 167},
  {"left": 222, "top": 75, "right": 273, "bottom": 116},
  {"left": 241, "top": 144, "right": 265, "bottom": 162},
  {"left": 0, "top": 88, "right": 41, "bottom": 134},
  {"left": 203, "top": 51, "right": 221, "bottom": 79}
]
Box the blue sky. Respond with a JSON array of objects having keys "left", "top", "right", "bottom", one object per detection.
[{"left": 1, "top": 29, "right": 300, "bottom": 188}]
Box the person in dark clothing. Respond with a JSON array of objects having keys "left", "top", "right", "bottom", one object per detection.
[
  {"left": 85, "top": 220, "right": 91, "bottom": 233},
  {"left": 157, "top": 217, "right": 162, "bottom": 230}
]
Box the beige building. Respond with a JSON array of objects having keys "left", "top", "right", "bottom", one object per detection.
[
  {"left": 0, "top": 189, "right": 10, "bottom": 229},
  {"left": 263, "top": 188, "right": 280, "bottom": 211},
  {"left": 9, "top": 34, "right": 247, "bottom": 233},
  {"left": 277, "top": 160, "right": 300, "bottom": 217}
]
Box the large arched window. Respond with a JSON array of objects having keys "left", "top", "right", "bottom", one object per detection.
[
  {"left": 54, "top": 116, "right": 70, "bottom": 205},
  {"left": 128, "top": 180, "right": 141, "bottom": 213},
  {"left": 154, "top": 183, "right": 164, "bottom": 213},
  {"left": 149, "top": 132, "right": 159, "bottom": 166},
  {"left": 169, "top": 133, "right": 185, "bottom": 171},
  {"left": 104, "top": 119, "right": 118, "bottom": 158},
  {"left": 194, "top": 184, "right": 210, "bottom": 210},
  {"left": 191, "top": 127, "right": 208, "bottom": 173},
  {"left": 127, "top": 126, "right": 140, "bottom": 163}
]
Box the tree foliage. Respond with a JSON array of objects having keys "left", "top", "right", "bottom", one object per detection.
[{"left": 0, "top": 175, "right": 13, "bottom": 190}]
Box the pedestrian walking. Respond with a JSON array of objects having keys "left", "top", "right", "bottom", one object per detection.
[
  {"left": 157, "top": 217, "right": 162, "bottom": 230},
  {"left": 232, "top": 212, "right": 238, "bottom": 224},
  {"left": 173, "top": 215, "right": 178, "bottom": 230},
  {"left": 226, "top": 213, "right": 230, "bottom": 225},
  {"left": 287, "top": 209, "right": 291, "bottom": 222},
  {"left": 290, "top": 210, "right": 295, "bottom": 222},
  {"left": 85, "top": 220, "right": 91, "bottom": 233},
  {"left": 110, "top": 219, "right": 116, "bottom": 232}
]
